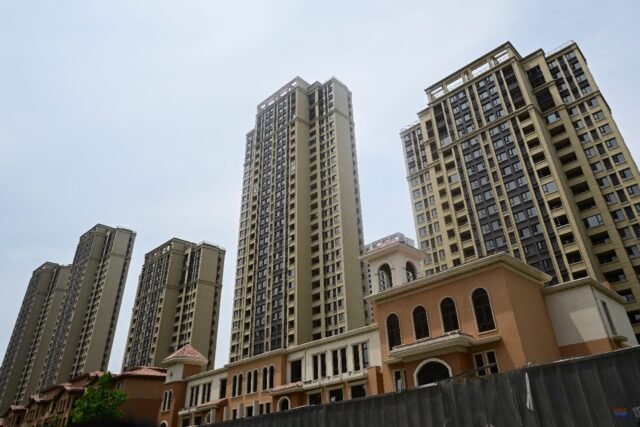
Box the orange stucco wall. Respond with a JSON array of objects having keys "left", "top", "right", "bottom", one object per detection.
[{"left": 373, "top": 264, "right": 562, "bottom": 393}]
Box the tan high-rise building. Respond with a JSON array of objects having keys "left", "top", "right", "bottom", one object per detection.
[
  {"left": 229, "top": 77, "right": 367, "bottom": 362},
  {"left": 0, "top": 263, "right": 70, "bottom": 413},
  {"left": 401, "top": 41, "right": 640, "bottom": 340},
  {"left": 37, "top": 224, "right": 136, "bottom": 390},
  {"left": 122, "top": 239, "right": 225, "bottom": 372},
  {"left": 0, "top": 224, "right": 135, "bottom": 412}
]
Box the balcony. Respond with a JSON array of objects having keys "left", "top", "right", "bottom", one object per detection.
[
  {"left": 269, "top": 370, "right": 368, "bottom": 396},
  {"left": 388, "top": 331, "right": 501, "bottom": 361},
  {"left": 178, "top": 398, "right": 228, "bottom": 417}
]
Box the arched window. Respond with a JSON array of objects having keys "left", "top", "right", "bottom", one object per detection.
[
  {"left": 472, "top": 288, "right": 496, "bottom": 332},
  {"left": 262, "top": 367, "right": 268, "bottom": 390},
  {"left": 268, "top": 366, "right": 275, "bottom": 389},
  {"left": 412, "top": 306, "right": 429, "bottom": 339},
  {"left": 237, "top": 373, "right": 243, "bottom": 396},
  {"left": 231, "top": 375, "right": 237, "bottom": 398},
  {"left": 277, "top": 397, "right": 290, "bottom": 412},
  {"left": 378, "top": 264, "right": 393, "bottom": 291},
  {"left": 405, "top": 262, "right": 417, "bottom": 282},
  {"left": 386, "top": 314, "right": 401, "bottom": 350},
  {"left": 252, "top": 369, "right": 258, "bottom": 393},
  {"left": 161, "top": 390, "right": 173, "bottom": 411},
  {"left": 246, "top": 371, "right": 252, "bottom": 394},
  {"left": 440, "top": 298, "right": 459, "bottom": 332}
]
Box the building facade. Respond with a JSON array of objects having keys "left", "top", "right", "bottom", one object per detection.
[
  {"left": 157, "top": 235, "right": 636, "bottom": 426},
  {"left": 0, "top": 263, "right": 71, "bottom": 413},
  {"left": 122, "top": 238, "right": 225, "bottom": 372},
  {"left": 1, "top": 368, "right": 166, "bottom": 427},
  {"left": 401, "top": 41, "right": 640, "bottom": 340},
  {"left": 36, "top": 224, "right": 136, "bottom": 391},
  {"left": 230, "top": 77, "right": 367, "bottom": 362}
]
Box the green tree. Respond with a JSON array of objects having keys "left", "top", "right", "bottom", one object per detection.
[
  {"left": 70, "top": 372, "right": 127, "bottom": 425},
  {"left": 43, "top": 415, "right": 61, "bottom": 427}
]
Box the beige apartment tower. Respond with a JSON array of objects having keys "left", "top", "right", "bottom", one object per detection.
[
  {"left": 401, "top": 41, "right": 640, "bottom": 340},
  {"left": 122, "top": 239, "right": 225, "bottom": 372},
  {"left": 38, "top": 224, "right": 136, "bottom": 390},
  {"left": 0, "top": 263, "right": 70, "bottom": 413},
  {"left": 229, "top": 77, "right": 367, "bottom": 362},
  {"left": 0, "top": 224, "right": 135, "bottom": 412}
]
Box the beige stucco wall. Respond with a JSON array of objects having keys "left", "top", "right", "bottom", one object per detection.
[{"left": 545, "top": 284, "right": 637, "bottom": 347}]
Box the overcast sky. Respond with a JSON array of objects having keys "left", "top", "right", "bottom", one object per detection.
[{"left": 1, "top": 0, "right": 639, "bottom": 372}]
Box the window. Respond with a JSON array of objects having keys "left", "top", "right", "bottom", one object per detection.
[
  {"left": 308, "top": 393, "right": 322, "bottom": 405},
  {"left": 598, "top": 124, "right": 612, "bottom": 135},
  {"left": 351, "top": 384, "right": 366, "bottom": 399},
  {"left": 329, "top": 388, "right": 343, "bottom": 403},
  {"left": 542, "top": 181, "right": 558, "bottom": 194},
  {"left": 583, "top": 214, "right": 604, "bottom": 229},
  {"left": 290, "top": 360, "right": 302, "bottom": 382},
  {"left": 393, "top": 370, "right": 406, "bottom": 391},
  {"left": 386, "top": 314, "right": 401, "bottom": 350},
  {"left": 440, "top": 298, "right": 459, "bottom": 332},
  {"left": 618, "top": 289, "right": 636, "bottom": 303},
  {"left": 627, "top": 310, "right": 640, "bottom": 325},
  {"left": 620, "top": 168, "right": 633, "bottom": 181},
  {"left": 312, "top": 354, "right": 326, "bottom": 380},
  {"left": 269, "top": 366, "right": 275, "bottom": 389},
  {"left": 473, "top": 350, "right": 499, "bottom": 376},
  {"left": 413, "top": 306, "right": 430, "bottom": 339},
  {"left": 262, "top": 367, "right": 268, "bottom": 390},
  {"left": 627, "top": 185, "right": 640, "bottom": 197},
  {"left": 472, "top": 289, "right": 496, "bottom": 332},
  {"left": 161, "top": 390, "right": 173, "bottom": 412}
]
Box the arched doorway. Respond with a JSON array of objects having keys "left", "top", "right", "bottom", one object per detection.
[{"left": 415, "top": 359, "right": 451, "bottom": 386}]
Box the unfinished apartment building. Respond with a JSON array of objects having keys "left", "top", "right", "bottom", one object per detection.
[
  {"left": 230, "top": 77, "right": 367, "bottom": 362},
  {"left": 0, "top": 224, "right": 135, "bottom": 412},
  {"left": 38, "top": 224, "right": 136, "bottom": 389},
  {"left": 401, "top": 41, "right": 640, "bottom": 340},
  {"left": 122, "top": 238, "right": 225, "bottom": 371},
  {"left": 0, "top": 263, "right": 70, "bottom": 413}
]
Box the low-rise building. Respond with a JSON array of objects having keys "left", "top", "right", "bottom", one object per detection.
[
  {"left": 1, "top": 368, "right": 165, "bottom": 427},
  {"left": 157, "top": 234, "right": 637, "bottom": 426}
]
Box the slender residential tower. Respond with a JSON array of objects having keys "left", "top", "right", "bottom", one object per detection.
[
  {"left": 122, "top": 238, "right": 225, "bottom": 372},
  {"left": 229, "top": 77, "right": 367, "bottom": 362},
  {"left": 37, "top": 224, "right": 136, "bottom": 390},
  {"left": 0, "top": 263, "right": 70, "bottom": 413},
  {"left": 401, "top": 41, "right": 640, "bottom": 340}
]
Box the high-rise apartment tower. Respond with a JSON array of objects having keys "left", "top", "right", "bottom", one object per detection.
[
  {"left": 230, "top": 77, "right": 367, "bottom": 362},
  {"left": 0, "top": 263, "right": 70, "bottom": 413},
  {"left": 0, "top": 224, "right": 135, "bottom": 412},
  {"left": 38, "top": 224, "right": 136, "bottom": 390},
  {"left": 122, "top": 238, "right": 225, "bottom": 371},
  {"left": 401, "top": 41, "right": 640, "bottom": 340}
]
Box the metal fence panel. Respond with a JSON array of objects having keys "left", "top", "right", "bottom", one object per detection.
[{"left": 210, "top": 347, "right": 640, "bottom": 427}]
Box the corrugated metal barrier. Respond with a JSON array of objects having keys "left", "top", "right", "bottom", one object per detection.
[{"left": 210, "top": 346, "right": 640, "bottom": 426}]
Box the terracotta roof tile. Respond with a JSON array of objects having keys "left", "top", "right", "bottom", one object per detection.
[
  {"left": 119, "top": 367, "right": 166, "bottom": 377},
  {"left": 164, "top": 345, "right": 206, "bottom": 362}
]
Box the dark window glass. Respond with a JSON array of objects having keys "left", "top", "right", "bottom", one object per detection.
[
  {"left": 472, "top": 289, "right": 496, "bottom": 332},
  {"left": 412, "top": 306, "right": 430, "bottom": 339},
  {"left": 386, "top": 314, "right": 401, "bottom": 349},
  {"left": 440, "top": 298, "right": 460, "bottom": 332}
]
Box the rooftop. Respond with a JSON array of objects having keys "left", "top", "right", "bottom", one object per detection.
[{"left": 364, "top": 233, "right": 415, "bottom": 254}]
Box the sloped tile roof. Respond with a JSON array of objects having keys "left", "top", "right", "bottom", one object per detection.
[
  {"left": 164, "top": 345, "right": 206, "bottom": 362},
  {"left": 119, "top": 367, "right": 166, "bottom": 377}
]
